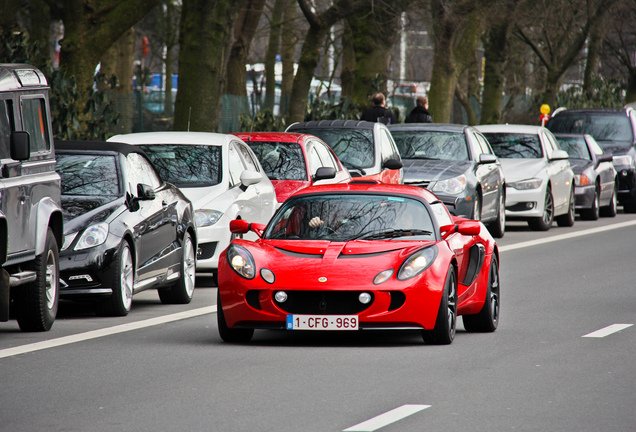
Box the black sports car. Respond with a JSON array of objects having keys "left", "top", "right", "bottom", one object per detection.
[{"left": 55, "top": 140, "right": 197, "bottom": 316}]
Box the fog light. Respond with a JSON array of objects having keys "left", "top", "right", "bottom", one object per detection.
[
  {"left": 274, "top": 291, "right": 288, "bottom": 303},
  {"left": 622, "top": 170, "right": 629, "bottom": 177},
  {"left": 526, "top": 202, "right": 535, "bottom": 209},
  {"left": 359, "top": 292, "right": 372, "bottom": 304}
]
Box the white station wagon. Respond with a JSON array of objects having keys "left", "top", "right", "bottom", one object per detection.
[{"left": 109, "top": 132, "right": 277, "bottom": 282}]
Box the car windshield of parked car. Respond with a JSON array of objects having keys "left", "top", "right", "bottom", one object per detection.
[
  {"left": 555, "top": 137, "right": 592, "bottom": 160},
  {"left": 482, "top": 133, "right": 543, "bottom": 158},
  {"left": 391, "top": 131, "right": 469, "bottom": 160},
  {"left": 264, "top": 194, "right": 435, "bottom": 242},
  {"left": 548, "top": 114, "right": 632, "bottom": 147},
  {"left": 292, "top": 129, "right": 374, "bottom": 170},
  {"left": 139, "top": 144, "right": 221, "bottom": 188},
  {"left": 57, "top": 154, "right": 120, "bottom": 197},
  {"left": 246, "top": 141, "right": 307, "bottom": 181}
]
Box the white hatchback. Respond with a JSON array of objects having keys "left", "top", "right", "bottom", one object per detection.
[
  {"left": 475, "top": 124, "right": 575, "bottom": 231},
  {"left": 109, "top": 132, "right": 277, "bottom": 280}
]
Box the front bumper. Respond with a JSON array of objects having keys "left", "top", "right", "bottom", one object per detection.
[
  {"left": 614, "top": 165, "right": 636, "bottom": 203},
  {"left": 574, "top": 184, "right": 596, "bottom": 210},
  {"left": 504, "top": 185, "right": 545, "bottom": 219}
]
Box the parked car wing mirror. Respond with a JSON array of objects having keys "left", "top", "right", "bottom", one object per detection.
[
  {"left": 550, "top": 149, "right": 569, "bottom": 160},
  {"left": 240, "top": 170, "right": 262, "bottom": 188},
  {"left": 478, "top": 154, "right": 497, "bottom": 164},
  {"left": 10, "top": 131, "right": 30, "bottom": 161},
  {"left": 137, "top": 183, "right": 156, "bottom": 200},
  {"left": 382, "top": 158, "right": 403, "bottom": 170},
  {"left": 596, "top": 154, "right": 613, "bottom": 165},
  {"left": 314, "top": 167, "right": 336, "bottom": 181}
]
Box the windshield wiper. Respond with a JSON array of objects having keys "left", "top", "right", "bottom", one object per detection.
[{"left": 353, "top": 229, "right": 432, "bottom": 240}]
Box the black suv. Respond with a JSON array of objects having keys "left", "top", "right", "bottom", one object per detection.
[
  {"left": 546, "top": 107, "right": 636, "bottom": 212},
  {"left": 0, "top": 64, "right": 64, "bottom": 331}
]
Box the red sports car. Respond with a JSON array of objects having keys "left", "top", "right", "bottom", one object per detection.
[
  {"left": 217, "top": 181, "right": 500, "bottom": 345},
  {"left": 233, "top": 132, "right": 351, "bottom": 204}
]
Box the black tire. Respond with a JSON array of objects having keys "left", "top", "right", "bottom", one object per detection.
[
  {"left": 463, "top": 256, "right": 500, "bottom": 333},
  {"left": 15, "top": 228, "right": 59, "bottom": 332},
  {"left": 600, "top": 190, "right": 617, "bottom": 217},
  {"left": 217, "top": 290, "right": 253, "bottom": 343},
  {"left": 556, "top": 187, "right": 575, "bottom": 227},
  {"left": 528, "top": 188, "right": 554, "bottom": 231},
  {"left": 487, "top": 191, "right": 505, "bottom": 239},
  {"left": 95, "top": 241, "right": 134, "bottom": 317},
  {"left": 422, "top": 265, "right": 457, "bottom": 345},
  {"left": 159, "top": 232, "right": 196, "bottom": 304},
  {"left": 580, "top": 187, "right": 599, "bottom": 220}
]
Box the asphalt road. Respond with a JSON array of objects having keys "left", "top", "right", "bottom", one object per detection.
[{"left": 1, "top": 213, "right": 635, "bottom": 432}]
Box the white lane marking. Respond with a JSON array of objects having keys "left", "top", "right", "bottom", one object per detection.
[
  {"left": 582, "top": 324, "right": 633, "bottom": 338},
  {"left": 0, "top": 305, "right": 217, "bottom": 359},
  {"left": 499, "top": 220, "right": 636, "bottom": 253},
  {"left": 343, "top": 405, "right": 431, "bottom": 432}
]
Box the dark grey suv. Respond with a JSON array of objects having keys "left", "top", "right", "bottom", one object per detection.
[
  {"left": 546, "top": 108, "right": 636, "bottom": 212},
  {"left": 0, "top": 64, "right": 64, "bottom": 331}
]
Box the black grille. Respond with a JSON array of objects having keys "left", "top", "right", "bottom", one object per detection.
[
  {"left": 275, "top": 291, "right": 373, "bottom": 314},
  {"left": 197, "top": 242, "right": 217, "bottom": 260},
  {"left": 388, "top": 291, "right": 405, "bottom": 311}
]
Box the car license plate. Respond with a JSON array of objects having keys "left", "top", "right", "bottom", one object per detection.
[{"left": 287, "top": 315, "right": 358, "bottom": 330}]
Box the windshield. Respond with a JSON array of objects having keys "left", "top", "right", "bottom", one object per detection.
[
  {"left": 264, "top": 194, "right": 435, "bottom": 242},
  {"left": 57, "top": 154, "right": 120, "bottom": 197},
  {"left": 292, "top": 128, "right": 374, "bottom": 170},
  {"left": 139, "top": 144, "right": 221, "bottom": 188},
  {"left": 391, "top": 131, "right": 469, "bottom": 160},
  {"left": 482, "top": 133, "right": 543, "bottom": 158},
  {"left": 246, "top": 141, "right": 307, "bottom": 181},
  {"left": 555, "top": 136, "right": 592, "bottom": 160},
  {"left": 548, "top": 113, "right": 632, "bottom": 146}
]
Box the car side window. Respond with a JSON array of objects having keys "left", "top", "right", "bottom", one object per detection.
[
  {"left": 314, "top": 141, "right": 338, "bottom": 170},
  {"left": 466, "top": 133, "right": 483, "bottom": 161},
  {"left": 234, "top": 141, "right": 260, "bottom": 172},
  {"left": 127, "top": 153, "right": 162, "bottom": 191},
  {"left": 430, "top": 202, "right": 453, "bottom": 227},
  {"left": 307, "top": 145, "right": 323, "bottom": 174},
  {"left": 20, "top": 96, "right": 50, "bottom": 154},
  {"left": 379, "top": 129, "right": 398, "bottom": 163},
  {"left": 228, "top": 143, "right": 246, "bottom": 187},
  {"left": 0, "top": 99, "right": 12, "bottom": 159},
  {"left": 475, "top": 132, "right": 494, "bottom": 156},
  {"left": 542, "top": 132, "right": 557, "bottom": 158}
]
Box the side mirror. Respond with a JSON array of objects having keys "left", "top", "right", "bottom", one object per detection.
[
  {"left": 229, "top": 219, "right": 266, "bottom": 237},
  {"left": 382, "top": 158, "right": 403, "bottom": 170},
  {"left": 10, "top": 131, "right": 30, "bottom": 161},
  {"left": 596, "top": 154, "right": 613, "bottom": 165},
  {"left": 314, "top": 167, "right": 336, "bottom": 181},
  {"left": 457, "top": 220, "right": 481, "bottom": 235},
  {"left": 550, "top": 149, "right": 569, "bottom": 160},
  {"left": 240, "top": 170, "right": 262, "bottom": 188},
  {"left": 137, "top": 183, "right": 156, "bottom": 200},
  {"left": 478, "top": 154, "right": 497, "bottom": 164}
]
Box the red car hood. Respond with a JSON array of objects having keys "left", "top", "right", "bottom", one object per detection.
[{"left": 272, "top": 180, "right": 311, "bottom": 203}]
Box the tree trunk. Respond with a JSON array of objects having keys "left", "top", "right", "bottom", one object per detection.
[
  {"left": 626, "top": 70, "right": 636, "bottom": 105},
  {"left": 174, "top": 0, "right": 239, "bottom": 131},
  {"left": 340, "top": 21, "right": 355, "bottom": 100},
  {"left": 265, "top": 0, "right": 286, "bottom": 110},
  {"left": 279, "top": 0, "right": 297, "bottom": 117},
  {"left": 481, "top": 20, "right": 510, "bottom": 124},
  {"left": 583, "top": 16, "right": 607, "bottom": 96},
  {"left": 100, "top": 28, "right": 135, "bottom": 134},
  {"left": 29, "top": 0, "right": 51, "bottom": 69}
]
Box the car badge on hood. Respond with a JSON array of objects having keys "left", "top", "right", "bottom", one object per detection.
[{"left": 318, "top": 277, "right": 327, "bottom": 282}]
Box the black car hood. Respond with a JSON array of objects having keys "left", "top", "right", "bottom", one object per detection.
[
  {"left": 568, "top": 159, "right": 593, "bottom": 175},
  {"left": 62, "top": 196, "right": 125, "bottom": 234},
  {"left": 402, "top": 159, "right": 472, "bottom": 182}
]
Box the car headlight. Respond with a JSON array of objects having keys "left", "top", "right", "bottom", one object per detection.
[
  {"left": 227, "top": 244, "right": 256, "bottom": 279},
  {"left": 195, "top": 209, "right": 223, "bottom": 227},
  {"left": 508, "top": 178, "right": 543, "bottom": 190},
  {"left": 612, "top": 155, "right": 634, "bottom": 167},
  {"left": 397, "top": 246, "right": 438, "bottom": 281},
  {"left": 75, "top": 222, "right": 109, "bottom": 251},
  {"left": 431, "top": 175, "right": 467, "bottom": 195}
]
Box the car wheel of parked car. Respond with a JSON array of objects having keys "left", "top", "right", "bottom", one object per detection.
[
  {"left": 487, "top": 191, "right": 505, "bottom": 239},
  {"left": 15, "top": 229, "right": 59, "bottom": 332},
  {"left": 580, "top": 187, "right": 600, "bottom": 220},
  {"left": 423, "top": 265, "right": 457, "bottom": 345},
  {"left": 472, "top": 193, "right": 482, "bottom": 221},
  {"left": 600, "top": 190, "right": 617, "bottom": 217},
  {"left": 217, "top": 290, "right": 254, "bottom": 343},
  {"left": 528, "top": 188, "right": 554, "bottom": 231},
  {"left": 556, "top": 187, "right": 576, "bottom": 227},
  {"left": 96, "top": 241, "right": 134, "bottom": 317},
  {"left": 463, "top": 256, "right": 500, "bottom": 333},
  {"left": 159, "top": 232, "right": 196, "bottom": 304}
]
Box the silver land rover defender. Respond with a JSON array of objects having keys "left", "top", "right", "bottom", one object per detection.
[{"left": 0, "top": 64, "right": 63, "bottom": 331}]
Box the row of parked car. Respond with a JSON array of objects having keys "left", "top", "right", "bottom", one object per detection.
[{"left": 3, "top": 63, "right": 634, "bottom": 331}]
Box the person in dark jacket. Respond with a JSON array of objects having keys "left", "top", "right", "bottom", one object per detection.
[
  {"left": 360, "top": 93, "right": 397, "bottom": 125},
  {"left": 405, "top": 96, "right": 433, "bottom": 123}
]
